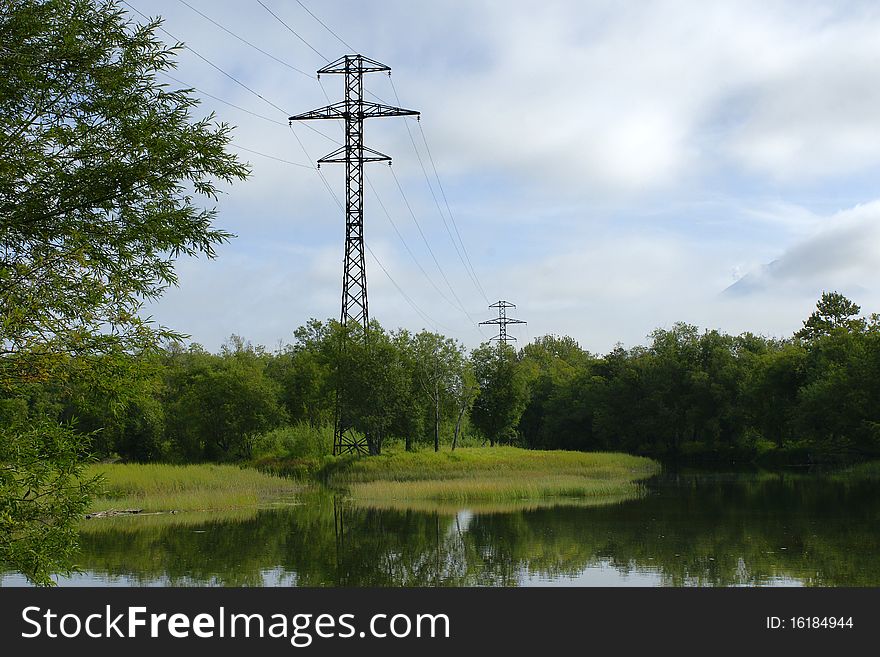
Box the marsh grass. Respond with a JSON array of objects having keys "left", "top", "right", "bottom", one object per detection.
[
  {"left": 85, "top": 463, "right": 301, "bottom": 514},
  {"left": 328, "top": 447, "right": 659, "bottom": 505}
]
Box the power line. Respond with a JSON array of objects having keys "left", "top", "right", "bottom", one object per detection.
[
  {"left": 122, "top": 0, "right": 289, "bottom": 116},
  {"left": 416, "top": 119, "right": 489, "bottom": 303},
  {"left": 389, "top": 76, "right": 489, "bottom": 305},
  {"left": 229, "top": 143, "right": 314, "bottom": 168},
  {"left": 141, "top": 33, "right": 341, "bottom": 144},
  {"left": 294, "top": 0, "right": 357, "bottom": 53},
  {"left": 479, "top": 301, "right": 526, "bottom": 345},
  {"left": 158, "top": 71, "right": 341, "bottom": 147},
  {"left": 256, "top": 0, "right": 329, "bottom": 62},
  {"left": 253, "top": 1, "right": 481, "bottom": 335},
  {"left": 128, "top": 2, "right": 470, "bottom": 340},
  {"left": 158, "top": 71, "right": 286, "bottom": 126},
  {"left": 364, "top": 242, "right": 455, "bottom": 334},
  {"left": 176, "top": 0, "right": 314, "bottom": 79},
  {"left": 287, "top": 124, "right": 343, "bottom": 208},
  {"left": 366, "top": 172, "right": 468, "bottom": 317},
  {"left": 387, "top": 165, "right": 480, "bottom": 325}
]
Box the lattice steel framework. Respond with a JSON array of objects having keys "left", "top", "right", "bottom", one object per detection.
[
  {"left": 479, "top": 300, "right": 526, "bottom": 345},
  {"left": 290, "top": 55, "right": 418, "bottom": 455}
]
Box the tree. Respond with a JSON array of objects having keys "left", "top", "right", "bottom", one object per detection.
[
  {"left": 0, "top": 0, "right": 248, "bottom": 582},
  {"left": 470, "top": 343, "right": 529, "bottom": 446},
  {"left": 795, "top": 292, "right": 865, "bottom": 342},
  {"left": 166, "top": 339, "right": 286, "bottom": 460},
  {"left": 450, "top": 361, "right": 478, "bottom": 451},
  {"left": 518, "top": 335, "right": 590, "bottom": 448},
  {"left": 412, "top": 331, "right": 467, "bottom": 452},
  {"left": 0, "top": 420, "right": 96, "bottom": 586}
]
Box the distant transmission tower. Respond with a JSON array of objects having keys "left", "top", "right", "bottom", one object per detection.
[
  {"left": 290, "top": 55, "right": 418, "bottom": 456},
  {"left": 479, "top": 300, "right": 526, "bottom": 345}
]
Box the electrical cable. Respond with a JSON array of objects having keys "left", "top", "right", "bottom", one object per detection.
[
  {"left": 387, "top": 165, "right": 481, "bottom": 326},
  {"left": 256, "top": 0, "right": 329, "bottom": 62},
  {"left": 176, "top": 0, "right": 314, "bottom": 79},
  {"left": 294, "top": 0, "right": 357, "bottom": 53},
  {"left": 389, "top": 77, "right": 489, "bottom": 305}
]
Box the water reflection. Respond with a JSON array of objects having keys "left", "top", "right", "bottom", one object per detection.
[{"left": 3, "top": 467, "right": 879, "bottom": 587}]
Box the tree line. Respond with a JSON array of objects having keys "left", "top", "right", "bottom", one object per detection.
[{"left": 5, "top": 291, "right": 879, "bottom": 466}]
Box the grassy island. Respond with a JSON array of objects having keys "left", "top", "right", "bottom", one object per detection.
[
  {"left": 83, "top": 448, "right": 659, "bottom": 519},
  {"left": 324, "top": 447, "right": 660, "bottom": 506}
]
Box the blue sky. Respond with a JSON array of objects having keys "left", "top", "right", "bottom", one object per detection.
[{"left": 134, "top": 0, "right": 880, "bottom": 353}]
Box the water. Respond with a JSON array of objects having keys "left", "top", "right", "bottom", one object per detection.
[{"left": 3, "top": 468, "right": 879, "bottom": 587}]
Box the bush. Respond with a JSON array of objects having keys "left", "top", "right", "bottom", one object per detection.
[{"left": 252, "top": 423, "right": 333, "bottom": 459}]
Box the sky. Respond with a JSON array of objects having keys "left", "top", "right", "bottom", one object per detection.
[{"left": 132, "top": 0, "right": 880, "bottom": 354}]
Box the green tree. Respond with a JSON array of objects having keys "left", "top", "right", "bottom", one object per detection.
[
  {"left": 0, "top": 0, "right": 248, "bottom": 582},
  {"left": 518, "top": 335, "right": 590, "bottom": 448},
  {"left": 306, "top": 319, "right": 416, "bottom": 455},
  {"left": 165, "top": 338, "right": 286, "bottom": 460},
  {"left": 411, "top": 330, "right": 468, "bottom": 452},
  {"left": 450, "top": 361, "right": 478, "bottom": 451},
  {"left": 343, "top": 322, "right": 414, "bottom": 455},
  {"left": 795, "top": 291, "right": 865, "bottom": 342},
  {"left": 470, "top": 343, "right": 529, "bottom": 446}
]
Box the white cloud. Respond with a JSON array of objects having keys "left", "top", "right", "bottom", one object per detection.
[
  {"left": 130, "top": 1, "right": 880, "bottom": 352},
  {"left": 726, "top": 200, "right": 880, "bottom": 298}
]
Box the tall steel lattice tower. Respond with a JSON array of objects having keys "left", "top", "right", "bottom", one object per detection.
[
  {"left": 479, "top": 300, "right": 526, "bottom": 345},
  {"left": 290, "top": 55, "right": 418, "bottom": 455}
]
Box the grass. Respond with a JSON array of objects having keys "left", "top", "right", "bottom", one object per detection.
[
  {"left": 83, "top": 448, "right": 660, "bottom": 517},
  {"left": 84, "top": 463, "right": 302, "bottom": 514},
  {"left": 326, "top": 446, "right": 660, "bottom": 505}
]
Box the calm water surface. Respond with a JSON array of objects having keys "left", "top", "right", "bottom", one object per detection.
[{"left": 4, "top": 468, "right": 879, "bottom": 586}]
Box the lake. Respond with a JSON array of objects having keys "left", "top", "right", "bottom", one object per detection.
[{"left": 3, "top": 466, "right": 879, "bottom": 586}]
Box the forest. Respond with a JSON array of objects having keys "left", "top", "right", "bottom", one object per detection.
[{"left": 4, "top": 291, "right": 879, "bottom": 467}]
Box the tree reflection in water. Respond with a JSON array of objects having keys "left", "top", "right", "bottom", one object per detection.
[{"left": 10, "top": 467, "right": 879, "bottom": 587}]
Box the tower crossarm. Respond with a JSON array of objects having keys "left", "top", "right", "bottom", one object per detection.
[
  {"left": 289, "top": 101, "right": 418, "bottom": 122},
  {"left": 318, "top": 54, "right": 391, "bottom": 75},
  {"left": 318, "top": 145, "right": 392, "bottom": 164}
]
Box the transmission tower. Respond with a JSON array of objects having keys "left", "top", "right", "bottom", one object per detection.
[
  {"left": 290, "top": 55, "right": 418, "bottom": 455},
  {"left": 479, "top": 300, "right": 526, "bottom": 345}
]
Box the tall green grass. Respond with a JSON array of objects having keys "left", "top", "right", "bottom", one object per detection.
[
  {"left": 327, "top": 447, "right": 660, "bottom": 505},
  {"left": 85, "top": 463, "right": 301, "bottom": 514},
  {"left": 328, "top": 446, "right": 658, "bottom": 483}
]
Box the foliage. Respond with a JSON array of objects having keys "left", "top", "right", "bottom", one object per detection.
[
  {"left": 0, "top": 0, "right": 248, "bottom": 371},
  {"left": 19, "top": 291, "right": 880, "bottom": 480},
  {"left": 470, "top": 342, "right": 529, "bottom": 446},
  {"left": 252, "top": 422, "right": 333, "bottom": 460},
  {"left": 0, "top": 0, "right": 248, "bottom": 584},
  {"left": 163, "top": 337, "right": 286, "bottom": 460},
  {"left": 795, "top": 291, "right": 865, "bottom": 342},
  {"left": 515, "top": 292, "right": 880, "bottom": 463},
  {"left": 0, "top": 420, "right": 98, "bottom": 585}
]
